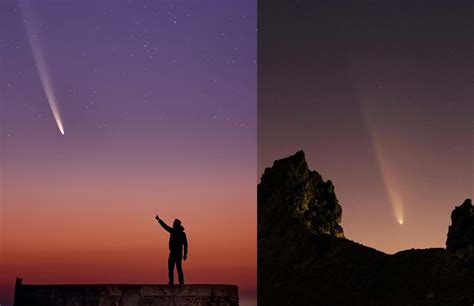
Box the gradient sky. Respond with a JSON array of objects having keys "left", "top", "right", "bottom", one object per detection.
[
  {"left": 259, "top": 1, "right": 473, "bottom": 254},
  {"left": 0, "top": 1, "right": 256, "bottom": 305}
]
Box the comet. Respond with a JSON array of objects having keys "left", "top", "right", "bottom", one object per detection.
[
  {"left": 21, "top": 2, "right": 64, "bottom": 135},
  {"left": 371, "top": 131, "right": 405, "bottom": 225},
  {"left": 361, "top": 101, "right": 405, "bottom": 226}
]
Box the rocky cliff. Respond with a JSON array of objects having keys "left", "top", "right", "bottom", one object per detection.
[
  {"left": 258, "top": 151, "right": 474, "bottom": 306},
  {"left": 446, "top": 198, "right": 474, "bottom": 265},
  {"left": 258, "top": 150, "right": 343, "bottom": 238}
]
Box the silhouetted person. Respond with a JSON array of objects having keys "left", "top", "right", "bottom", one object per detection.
[{"left": 155, "top": 214, "right": 188, "bottom": 285}]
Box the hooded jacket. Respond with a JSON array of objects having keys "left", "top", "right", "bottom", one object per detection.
[{"left": 158, "top": 219, "right": 188, "bottom": 255}]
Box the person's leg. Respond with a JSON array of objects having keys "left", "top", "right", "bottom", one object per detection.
[
  {"left": 168, "top": 253, "right": 175, "bottom": 285},
  {"left": 176, "top": 255, "right": 184, "bottom": 285}
]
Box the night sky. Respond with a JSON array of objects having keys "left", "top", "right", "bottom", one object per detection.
[
  {"left": 0, "top": 1, "right": 256, "bottom": 305},
  {"left": 1, "top": 0, "right": 473, "bottom": 305},
  {"left": 259, "top": 1, "right": 473, "bottom": 253}
]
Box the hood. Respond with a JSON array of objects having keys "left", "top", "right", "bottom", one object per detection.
[{"left": 175, "top": 225, "right": 185, "bottom": 231}]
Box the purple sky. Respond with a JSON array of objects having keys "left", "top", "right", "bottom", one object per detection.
[{"left": 1, "top": 1, "right": 256, "bottom": 305}]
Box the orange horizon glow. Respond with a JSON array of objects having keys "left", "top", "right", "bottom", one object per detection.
[
  {"left": 1, "top": 2, "right": 257, "bottom": 305},
  {"left": 1, "top": 162, "right": 256, "bottom": 303}
]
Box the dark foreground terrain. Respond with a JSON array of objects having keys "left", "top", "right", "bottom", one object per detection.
[
  {"left": 13, "top": 279, "right": 239, "bottom": 306},
  {"left": 258, "top": 151, "right": 474, "bottom": 306}
]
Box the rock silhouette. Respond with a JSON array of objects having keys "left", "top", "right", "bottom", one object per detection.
[
  {"left": 446, "top": 199, "right": 474, "bottom": 252},
  {"left": 446, "top": 199, "right": 474, "bottom": 266},
  {"left": 259, "top": 150, "right": 343, "bottom": 238},
  {"left": 258, "top": 151, "right": 474, "bottom": 306}
]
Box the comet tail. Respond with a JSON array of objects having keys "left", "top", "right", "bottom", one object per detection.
[{"left": 21, "top": 2, "right": 64, "bottom": 135}]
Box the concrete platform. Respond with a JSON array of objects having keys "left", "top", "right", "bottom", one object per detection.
[{"left": 13, "top": 278, "right": 239, "bottom": 306}]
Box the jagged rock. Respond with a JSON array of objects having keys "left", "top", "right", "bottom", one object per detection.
[
  {"left": 446, "top": 199, "right": 474, "bottom": 266},
  {"left": 446, "top": 199, "right": 474, "bottom": 252},
  {"left": 258, "top": 150, "right": 344, "bottom": 238},
  {"left": 259, "top": 151, "right": 474, "bottom": 305}
]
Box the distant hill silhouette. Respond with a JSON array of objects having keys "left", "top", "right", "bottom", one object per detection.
[{"left": 258, "top": 151, "right": 474, "bottom": 306}]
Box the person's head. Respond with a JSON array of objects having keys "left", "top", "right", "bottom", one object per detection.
[{"left": 173, "top": 219, "right": 182, "bottom": 228}]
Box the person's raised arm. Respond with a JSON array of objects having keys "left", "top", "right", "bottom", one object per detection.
[
  {"left": 155, "top": 215, "right": 172, "bottom": 233},
  {"left": 183, "top": 232, "right": 188, "bottom": 260}
]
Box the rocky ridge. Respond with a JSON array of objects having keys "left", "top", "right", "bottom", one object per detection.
[{"left": 258, "top": 151, "right": 474, "bottom": 306}]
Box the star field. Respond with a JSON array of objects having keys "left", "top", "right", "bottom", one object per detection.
[
  {"left": 0, "top": 1, "right": 257, "bottom": 306},
  {"left": 2, "top": 1, "right": 256, "bottom": 139}
]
